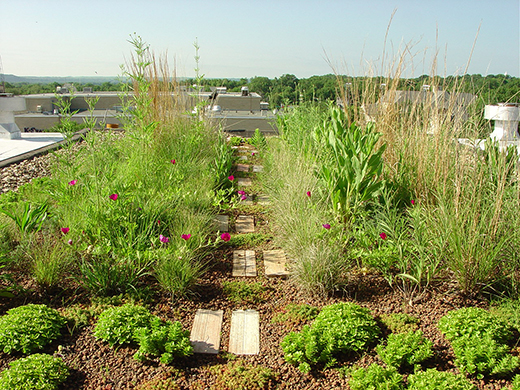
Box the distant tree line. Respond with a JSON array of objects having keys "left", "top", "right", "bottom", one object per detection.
[{"left": 5, "top": 74, "right": 518, "bottom": 107}]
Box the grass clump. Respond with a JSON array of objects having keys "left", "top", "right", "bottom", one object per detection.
[
  {"left": 379, "top": 313, "right": 420, "bottom": 334},
  {"left": 222, "top": 280, "right": 268, "bottom": 304},
  {"left": 376, "top": 330, "right": 433, "bottom": 370},
  {"left": 438, "top": 307, "right": 519, "bottom": 377},
  {"left": 347, "top": 363, "right": 404, "bottom": 390},
  {"left": 281, "top": 302, "right": 380, "bottom": 372},
  {"left": 210, "top": 360, "right": 276, "bottom": 390},
  {"left": 407, "top": 368, "right": 476, "bottom": 390},
  {"left": 0, "top": 354, "right": 69, "bottom": 390},
  {"left": 0, "top": 304, "right": 65, "bottom": 354}
]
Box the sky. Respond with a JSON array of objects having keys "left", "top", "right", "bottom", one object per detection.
[{"left": 0, "top": 0, "right": 519, "bottom": 79}]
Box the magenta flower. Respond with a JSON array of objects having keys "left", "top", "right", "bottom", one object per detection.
[
  {"left": 109, "top": 193, "right": 118, "bottom": 201},
  {"left": 68, "top": 239, "right": 73, "bottom": 245},
  {"left": 159, "top": 234, "right": 169, "bottom": 243},
  {"left": 181, "top": 234, "right": 191, "bottom": 241},
  {"left": 411, "top": 199, "right": 415, "bottom": 205},
  {"left": 379, "top": 232, "right": 387, "bottom": 240},
  {"left": 170, "top": 159, "right": 176, "bottom": 164},
  {"left": 251, "top": 152, "right": 255, "bottom": 157},
  {"left": 68, "top": 179, "right": 77, "bottom": 186},
  {"left": 237, "top": 190, "right": 246, "bottom": 195},
  {"left": 61, "top": 227, "right": 70, "bottom": 234},
  {"left": 322, "top": 224, "right": 331, "bottom": 230},
  {"left": 228, "top": 175, "right": 235, "bottom": 181},
  {"left": 221, "top": 232, "right": 231, "bottom": 242},
  {"left": 241, "top": 194, "right": 247, "bottom": 201},
  {"left": 306, "top": 191, "right": 311, "bottom": 197}
]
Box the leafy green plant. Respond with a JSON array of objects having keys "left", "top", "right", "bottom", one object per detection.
[
  {"left": 222, "top": 280, "right": 268, "bottom": 304},
  {"left": 0, "top": 354, "right": 69, "bottom": 390},
  {"left": 281, "top": 302, "right": 380, "bottom": 372},
  {"left": 133, "top": 317, "right": 193, "bottom": 364},
  {"left": 438, "top": 307, "right": 519, "bottom": 377},
  {"left": 347, "top": 364, "right": 403, "bottom": 390},
  {"left": 379, "top": 313, "right": 419, "bottom": 334},
  {"left": 210, "top": 360, "right": 276, "bottom": 390},
  {"left": 376, "top": 330, "right": 433, "bottom": 369},
  {"left": 94, "top": 303, "right": 154, "bottom": 347},
  {"left": 229, "top": 136, "right": 243, "bottom": 146},
  {"left": 249, "top": 128, "right": 267, "bottom": 150},
  {"left": 212, "top": 131, "right": 236, "bottom": 191},
  {"left": 271, "top": 303, "right": 319, "bottom": 325},
  {"left": 513, "top": 374, "right": 520, "bottom": 390},
  {"left": 0, "top": 202, "right": 48, "bottom": 235},
  {"left": 407, "top": 368, "right": 476, "bottom": 390},
  {"left": 0, "top": 304, "right": 65, "bottom": 354}
]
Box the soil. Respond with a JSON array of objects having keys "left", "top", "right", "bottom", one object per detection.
[{"left": 0, "top": 142, "right": 516, "bottom": 390}]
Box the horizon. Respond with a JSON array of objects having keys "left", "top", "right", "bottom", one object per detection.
[{"left": 2, "top": 0, "right": 519, "bottom": 79}]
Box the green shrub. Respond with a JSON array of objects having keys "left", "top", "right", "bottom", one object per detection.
[
  {"left": 222, "top": 280, "right": 268, "bottom": 304},
  {"left": 512, "top": 374, "right": 520, "bottom": 390},
  {"left": 438, "top": 307, "right": 519, "bottom": 377},
  {"left": 407, "top": 368, "right": 476, "bottom": 390},
  {"left": 94, "top": 303, "right": 154, "bottom": 346},
  {"left": 0, "top": 354, "right": 69, "bottom": 390},
  {"left": 210, "top": 360, "right": 276, "bottom": 390},
  {"left": 133, "top": 317, "right": 193, "bottom": 364},
  {"left": 281, "top": 302, "right": 380, "bottom": 372},
  {"left": 0, "top": 304, "right": 65, "bottom": 354},
  {"left": 376, "top": 330, "right": 433, "bottom": 369},
  {"left": 379, "top": 313, "right": 419, "bottom": 334},
  {"left": 348, "top": 363, "right": 403, "bottom": 390}
]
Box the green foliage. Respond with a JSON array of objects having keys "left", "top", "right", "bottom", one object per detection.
[
  {"left": 222, "top": 281, "right": 268, "bottom": 304},
  {"left": 210, "top": 360, "right": 276, "bottom": 390},
  {"left": 30, "top": 239, "right": 73, "bottom": 288},
  {"left": 376, "top": 330, "right": 433, "bottom": 369},
  {"left": 379, "top": 313, "right": 419, "bottom": 334},
  {"left": 281, "top": 302, "right": 380, "bottom": 372},
  {"left": 438, "top": 307, "right": 519, "bottom": 377},
  {"left": 94, "top": 303, "right": 154, "bottom": 347},
  {"left": 407, "top": 368, "right": 476, "bottom": 390},
  {"left": 212, "top": 132, "right": 236, "bottom": 191},
  {"left": 154, "top": 252, "right": 205, "bottom": 299},
  {"left": 133, "top": 317, "right": 193, "bottom": 364},
  {"left": 347, "top": 364, "right": 404, "bottom": 390},
  {"left": 249, "top": 129, "right": 267, "bottom": 150},
  {"left": 0, "top": 304, "right": 65, "bottom": 354},
  {"left": 226, "top": 233, "right": 272, "bottom": 248},
  {"left": 0, "top": 354, "right": 69, "bottom": 390},
  {"left": 229, "top": 136, "right": 243, "bottom": 146},
  {"left": 512, "top": 374, "right": 520, "bottom": 390},
  {"left": 0, "top": 202, "right": 48, "bottom": 235},
  {"left": 490, "top": 298, "right": 520, "bottom": 332},
  {"left": 271, "top": 304, "right": 319, "bottom": 325}
]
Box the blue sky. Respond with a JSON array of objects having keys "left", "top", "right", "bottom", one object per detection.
[{"left": 1, "top": 0, "right": 518, "bottom": 78}]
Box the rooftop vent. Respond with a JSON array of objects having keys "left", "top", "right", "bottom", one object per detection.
[{"left": 241, "top": 86, "right": 249, "bottom": 96}]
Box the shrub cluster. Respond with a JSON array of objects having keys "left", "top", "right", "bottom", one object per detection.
[
  {"left": 377, "top": 330, "right": 433, "bottom": 369},
  {"left": 348, "top": 364, "right": 404, "bottom": 390},
  {"left": 281, "top": 302, "right": 380, "bottom": 372},
  {"left": 438, "top": 307, "right": 519, "bottom": 377},
  {"left": 0, "top": 304, "right": 65, "bottom": 354},
  {"left": 407, "top": 368, "right": 476, "bottom": 390}
]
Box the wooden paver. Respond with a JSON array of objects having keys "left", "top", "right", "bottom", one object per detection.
[
  {"left": 229, "top": 310, "right": 260, "bottom": 355},
  {"left": 252, "top": 165, "right": 263, "bottom": 173},
  {"left": 263, "top": 250, "right": 289, "bottom": 277},
  {"left": 190, "top": 309, "right": 224, "bottom": 354},
  {"left": 235, "top": 215, "right": 254, "bottom": 233},
  {"left": 232, "top": 250, "right": 257, "bottom": 277},
  {"left": 237, "top": 177, "right": 252, "bottom": 186},
  {"left": 236, "top": 164, "right": 250, "bottom": 172},
  {"left": 213, "top": 215, "right": 229, "bottom": 232},
  {"left": 240, "top": 195, "right": 254, "bottom": 205},
  {"left": 257, "top": 194, "right": 270, "bottom": 205},
  {"left": 238, "top": 156, "right": 248, "bottom": 161}
]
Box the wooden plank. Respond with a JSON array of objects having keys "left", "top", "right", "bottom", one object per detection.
[
  {"left": 252, "top": 165, "right": 263, "bottom": 173},
  {"left": 238, "top": 156, "right": 248, "bottom": 161},
  {"left": 213, "top": 215, "right": 229, "bottom": 232},
  {"left": 232, "top": 250, "right": 257, "bottom": 277},
  {"left": 229, "top": 310, "right": 260, "bottom": 355},
  {"left": 257, "top": 194, "right": 270, "bottom": 205},
  {"left": 235, "top": 215, "right": 254, "bottom": 233},
  {"left": 190, "top": 309, "right": 223, "bottom": 354},
  {"left": 236, "top": 164, "right": 250, "bottom": 172},
  {"left": 263, "top": 250, "right": 289, "bottom": 277},
  {"left": 237, "top": 177, "right": 252, "bottom": 187},
  {"left": 240, "top": 195, "right": 254, "bottom": 205}
]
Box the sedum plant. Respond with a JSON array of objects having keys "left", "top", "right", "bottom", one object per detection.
[
  {"left": 407, "top": 368, "right": 476, "bottom": 390},
  {"left": 0, "top": 354, "right": 69, "bottom": 390},
  {"left": 376, "top": 330, "right": 433, "bottom": 369},
  {"left": 281, "top": 302, "right": 380, "bottom": 372},
  {"left": 0, "top": 304, "right": 65, "bottom": 354},
  {"left": 348, "top": 363, "right": 404, "bottom": 390}
]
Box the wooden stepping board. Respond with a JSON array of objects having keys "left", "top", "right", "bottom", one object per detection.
[
  {"left": 237, "top": 177, "right": 252, "bottom": 186},
  {"left": 257, "top": 194, "right": 270, "bottom": 205},
  {"left": 232, "top": 250, "right": 257, "bottom": 277},
  {"left": 263, "top": 250, "right": 289, "bottom": 277},
  {"left": 236, "top": 215, "right": 254, "bottom": 233},
  {"left": 238, "top": 156, "right": 248, "bottom": 161},
  {"left": 236, "top": 164, "right": 250, "bottom": 172},
  {"left": 213, "top": 215, "right": 229, "bottom": 232},
  {"left": 252, "top": 165, "right": 263, "bottom": 173},
  {"left": 240, "top": 195, "right": 254, "bottom": 205},
  {"left": 229, "top": 310, "right": 260, "bottom": 355},
  {"left": 190, "top": 309, "right": 223, "bottom": 354}
]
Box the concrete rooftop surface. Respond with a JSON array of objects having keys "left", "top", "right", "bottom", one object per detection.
[{"left": 0, "top": 133, "right": 64, "bottom": 163}]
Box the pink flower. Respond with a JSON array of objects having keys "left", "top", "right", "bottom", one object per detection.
[
  {"left": 157, "top": 220, "right": 161, "bottom": 225},
  {"left": 61, "top": 227, "right": 70, "bottom": 234},
  {"left": 379, "top": 232, "right": 387, "bottom": 240},
  {"left": 170, "top": 159, "right": 176, "bottom": 164},
  {"left": 68, "top": 180, "right": 77, "bottom": 186},
  {"left": 159, "top": 234, "right": 169, "bottom": 243},
  {"left": 181, "top": 234, "right": 191, "bottom": 241},
  {"left": 221, "top": 232, "right": 231, "bottom": 242},
  {"left": 251, "top": 152, "right": 255, "bottom": 157},
  {"left": 322, "top": 224, "right": 331, "bottom": 230},
  {"left": 109, "top": 193, "right": 118, "bottom": 201},
  {"left": 306, "top": 191, "right": 311, "bottom": 197},
  {"left": 237, "top": 190, "right": 246, "bottom": 195},
  {"left": 228, "top": 175, "right": 235, "bottom": 181},
  {"left": 411, "top": 199, "right": 415, "bottom": 205},
  {"left": 241, "top": 195, "right": 247, "bottom": 201},
  {"left": 68, "top": 239, "right": 73, "bottom": 245}
]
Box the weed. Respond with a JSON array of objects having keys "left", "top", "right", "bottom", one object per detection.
[
  {"left": 227, "top": 232, "right": 272, "bottom": 248},
  {"left": 222, "top": 280, "right": 268, "bottom": 304},
  {"left": 271, "top": 303, "right": 319, "bottom": 325},
  {"left": 379, "top": 313, "right": 419, "bottom": 334},
  {"left": 249, "top": 128, "right": 267, "bottom": 150},
  {"left": 210, "top": 360, "right": 276, "bottom": 390}
]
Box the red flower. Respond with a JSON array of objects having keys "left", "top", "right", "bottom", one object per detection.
[
  {"left": 411, "top": 199, "right": 415, "bottom": 205},
  {"left": 228, "top": 175, "right": 235, "bottom": 181},
  {"left": 322, "top": 224, "right": 331, "bottom": 230},
  {"left": 61, "top": 227, "right": 70, "bottom": 234},
  {"left": 109, "top": 193, "right": 118, "bottom": 201},
  {"left": 171, "top": 159, "right": 176, "bottom": 164},
  {"left": 379, "top": 232, "right": 387, "bottom": 240},
  {"left": 221, "top": 232, "right": 231, "bottom": 242},
  {"left": 306, "top": 191, "right": 311, "bottom": 197},
  {"left": 181, "top": 234, "right": 191, "bottom": 241}
]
